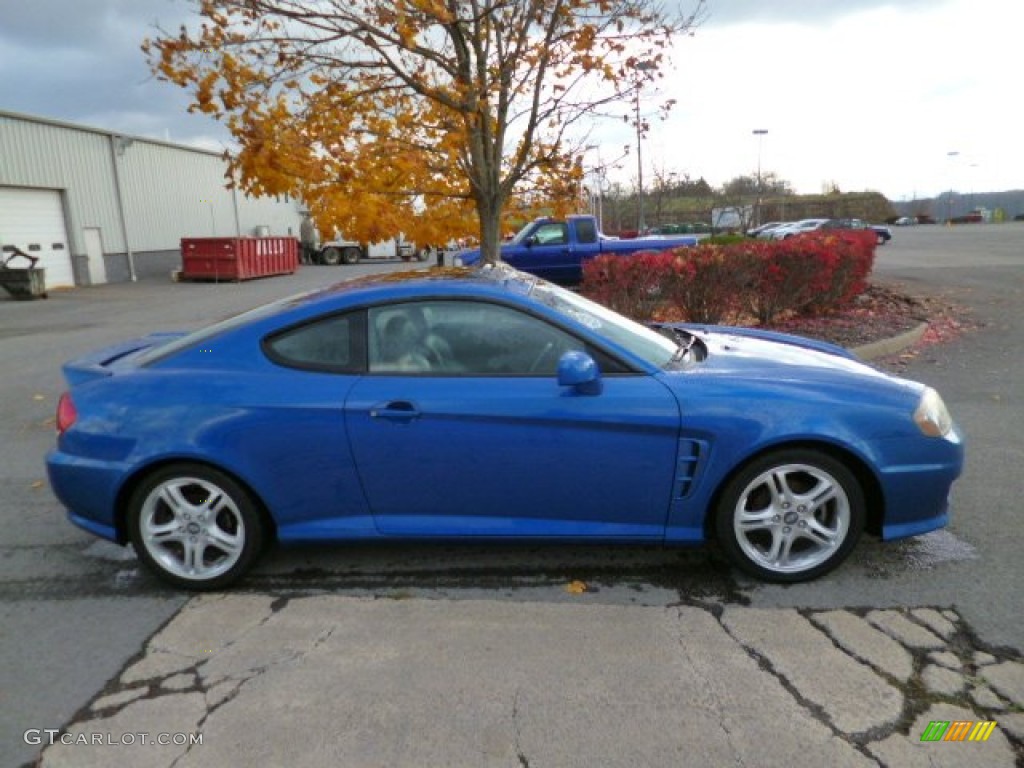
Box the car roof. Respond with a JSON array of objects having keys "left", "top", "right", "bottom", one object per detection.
[
  {"left": 137, "top": 266, "right": 540, "bottom": 366},
  {"left": 285, "top": 266, "right": 528, "bottom": 310}
]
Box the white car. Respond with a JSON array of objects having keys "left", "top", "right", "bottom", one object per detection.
[
  {"left": 768, "top": 218, "right": 830, "bottom": 239},
  {"left": 746, "top": 221, "right": 787, "bottom": 238}
]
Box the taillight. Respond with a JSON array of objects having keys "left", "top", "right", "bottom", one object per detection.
[{"left": 56, "top": 392, "right": 77, "bottom": 435}]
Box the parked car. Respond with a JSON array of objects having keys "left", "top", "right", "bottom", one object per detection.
[
  {"left": 46, "top": 265, "right": 963, "bottom": 590},
  {"left": 871, "top": 224, "right": 893, "bottom": 244},
  {"left": 949, "top": 212, "right": 984, "bottom": 224},
  {"left": 767, "top": 218, "right": 830, "bottom": 239},
  {"left": 458, "top": 215, "right": 697, "bottom": 284},
  {"left": 822, "top": 218, "right": 892, "bottom": 245},
  {"left": 745, "top": 221, "right": 786, "bottom": 238},
  {"left": 752, "top": 222, "right": 793, "bottom": 239},
  {"left": 894, "top": 217, "right": 916, "bottom": 226}
]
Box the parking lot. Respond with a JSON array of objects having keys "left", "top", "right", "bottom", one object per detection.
[{"left": 2, "top": 228, "right": 1023, "bottom": 766}]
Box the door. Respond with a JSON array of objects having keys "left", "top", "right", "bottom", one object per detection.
[
  {"left": 504, "top": 221, "right": 578, "bottom": 283},
  {"left": 0, "top": 187, "right": 74, "bottom": 288},
  {"left": 345, "top": 300, "right": 681, "bottom": 538},
  {"left": 82, "top": 228, "right": 108, "bottom": 285}
]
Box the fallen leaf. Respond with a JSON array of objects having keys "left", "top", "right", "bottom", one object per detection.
[
  {"left": 33, "top": 394, "right": 45, "bottom": 401},
  {"left": 30, "top": 480, "right": 44, "bottom": 489},
  {"left": 565, "top": 580, "right": 587, "bottom": 594}
]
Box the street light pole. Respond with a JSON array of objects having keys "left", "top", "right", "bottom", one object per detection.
[
  {"left": 753, "top": 129, "right": 768, "bottom": 228},
  {"left": 946, "top": 150, "right": 959, "bottom": 224},
  {"left": 633, "top": 61, "right": 657, "bottom": 233}
]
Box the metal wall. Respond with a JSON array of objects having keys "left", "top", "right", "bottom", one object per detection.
[{"left": 0, "top": 110, "right": 303, "bottom": 282}]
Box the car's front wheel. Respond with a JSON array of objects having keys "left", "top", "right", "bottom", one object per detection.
[
  {"left": 127, "top": 464, "right": 266, "bottom": 590},
  {"left": 714, "top": 449, "right": 864, "bottom": 582}
]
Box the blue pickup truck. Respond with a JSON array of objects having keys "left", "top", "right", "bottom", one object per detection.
[{"left": 458, "top": 215, "right": 698, "bottom": 284}]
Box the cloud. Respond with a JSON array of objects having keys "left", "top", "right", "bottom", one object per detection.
[
  {"left": 1, "top": 0, "right": 1019, "bottom": 200},
  {"left": 692, "top": 0, "right": 941, "bottom": 27},
  {"left": 0, "top": 0, "right": 224, "bottom": 145}
]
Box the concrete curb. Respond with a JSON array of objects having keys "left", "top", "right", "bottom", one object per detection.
[{"left": 851, "top": 321, "right": 928, "bottom": 360}]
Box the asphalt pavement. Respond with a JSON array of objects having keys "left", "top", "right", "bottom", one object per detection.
[{"left": 2, "top": 230, "right": 1023, "bottom": 767}]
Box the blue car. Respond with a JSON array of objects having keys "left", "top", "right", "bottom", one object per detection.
[{"left": 47, "top": 265, "right": 964, "bottom": 589}]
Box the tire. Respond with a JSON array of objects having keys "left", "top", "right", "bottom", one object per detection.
[
  {"left": 126, "top": 463, "right": 266, "bottom": 590},
  {"left": 713, "top": 449, "right": 864, "bottom": 583},
  {"left": 416, "top": 249, "right": 429, "bottom": 262},
  {"left": 321, "top": 247, "right": 341, "bottom": 266},
  {"left": 342, "top": 247, "right": 360, "bottom": 265}
]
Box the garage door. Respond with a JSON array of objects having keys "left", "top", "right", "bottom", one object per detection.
[{"left": 0, "top": 187, "right": 74, "bottom": 289}]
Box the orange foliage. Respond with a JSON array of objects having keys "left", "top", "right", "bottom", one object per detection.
[{"left": 143, "top": 0, "right": 703, "bottom": 258}]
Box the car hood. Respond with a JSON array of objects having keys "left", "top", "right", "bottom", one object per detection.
[{"left": 670, "top": 324, "right": 920, "bottom": 394}]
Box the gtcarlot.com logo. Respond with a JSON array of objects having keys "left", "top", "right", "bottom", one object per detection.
[
  {"left": 24, "top": 729, "right": 203, "bottom": 747},
  {"left": 920, "top": 720, "right": 998, "bottom": 742}
]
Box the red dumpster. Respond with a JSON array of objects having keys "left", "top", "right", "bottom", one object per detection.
[{"left": 180, "top": 237, "right": 299, "bottom": 281}]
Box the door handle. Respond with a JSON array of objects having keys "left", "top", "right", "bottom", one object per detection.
[{"left": 369, "top": 401, "right": 421, "bottom": 423}]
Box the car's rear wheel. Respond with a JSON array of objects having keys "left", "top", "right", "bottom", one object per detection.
[
  {"left": 714, "top": 449, "right": 864, "bottom": 582},
  {"left": 342, "top": 247, "right": 360, "bottom": 264},
  {"left": 127, "top": 464, "right": 265, "bottom": 590}
]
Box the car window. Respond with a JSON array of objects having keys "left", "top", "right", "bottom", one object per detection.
[
  {"left": 533, "top": 223, "right": 568, "bottom": 246},
  {"left": 368, "top": 300, "right": 598, "bottom": 376},
  {"left": 264, "top": 312, "right": 362, "bottom": 372},
  {"left": 574, "top": 218, "right": 598, "bottom": 244}
]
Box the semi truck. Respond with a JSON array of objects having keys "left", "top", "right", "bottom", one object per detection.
[{"left": 316, "top": 236, "right": 428, "bottom": 265}]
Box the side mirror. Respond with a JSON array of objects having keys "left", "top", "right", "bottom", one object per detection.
[
  {"left": 524, "top": 235, "right": 537, "bottom": 247},
  {"left": 557, "top": 351, "right": 602, "bottom": 395}
]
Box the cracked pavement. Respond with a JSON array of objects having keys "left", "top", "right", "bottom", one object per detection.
[{"left": 38, "top": 596, "right": 1024, "bottom": 767}]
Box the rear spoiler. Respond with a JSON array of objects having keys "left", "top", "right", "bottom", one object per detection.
[{"left": 62, "top": 332, "right": 186, "bottom": 387}]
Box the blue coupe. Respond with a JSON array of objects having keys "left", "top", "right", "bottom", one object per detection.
[{"left": 47, "top": 266, "right": 964, "bottom": 589}]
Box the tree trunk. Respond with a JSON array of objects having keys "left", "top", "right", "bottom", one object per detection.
[{"left": 476, "top": 194, "right": 504, "bottom": 266}]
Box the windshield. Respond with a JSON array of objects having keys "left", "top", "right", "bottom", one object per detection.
[
  {"left": 509, "top": 220, "right": 540, "bottom": 246},
  {"left": 528, "top": 280, "right": 678, "bottom": 367}
]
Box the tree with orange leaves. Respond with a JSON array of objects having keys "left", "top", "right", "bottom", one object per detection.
[{"left": 145, "top": 0, "right": 704, "bottom": 264}]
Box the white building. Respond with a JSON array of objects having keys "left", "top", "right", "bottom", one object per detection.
[{"left": 0, "top": 110, "right": 303, "bottom": 288}]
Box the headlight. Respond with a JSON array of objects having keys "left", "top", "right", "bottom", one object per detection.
[{"left": 914, "top": 387, "right": 953, "bottom": 437}]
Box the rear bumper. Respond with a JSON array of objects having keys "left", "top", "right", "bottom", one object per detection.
[{"left": 46, "top": 449, "right": 127, "bottom": 543}]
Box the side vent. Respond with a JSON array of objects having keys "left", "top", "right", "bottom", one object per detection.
[{"left": 676, "top": 438, "right": 708, "bottom": 498}]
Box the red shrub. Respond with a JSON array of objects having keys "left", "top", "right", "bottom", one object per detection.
[
  {"left": 800, "top": 230, "right": 875, "bottom": 315},
  {"left": 580, "top": 250, "right": 666, "bottom": 322},
  {"left": 660, "top": 244, "right": 754, "bottom": 324},
  {"left": 580, "top": 231, "right": 876, "bottom": 326}
]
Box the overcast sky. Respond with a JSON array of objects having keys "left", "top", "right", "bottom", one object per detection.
[{"left": 0, "top": 0, "right": 1017, "bottom": 201}]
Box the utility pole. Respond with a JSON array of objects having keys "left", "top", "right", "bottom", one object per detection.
[
  {"left": 633, "top": 61, "right": 657, "bottom": 233},
  {"left": 753, "top": 129, "right": 768, "bottom": 228}
]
